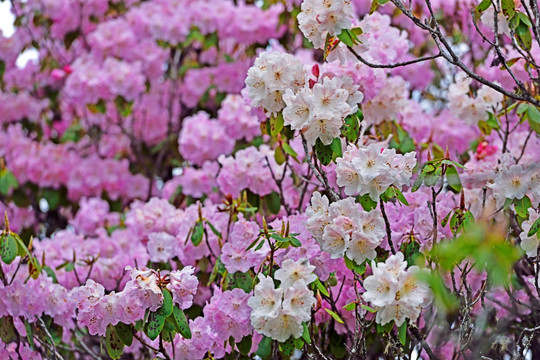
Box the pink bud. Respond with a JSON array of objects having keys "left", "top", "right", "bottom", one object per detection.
[
  {"left": 311, "top": 64, "right": 320, "bottom": 78},
  {"left": 309, "top": 79, "right": 316, "bottom": 88},
  {"left": 51, "top": 69, "right": 66, "bottom": 81}
]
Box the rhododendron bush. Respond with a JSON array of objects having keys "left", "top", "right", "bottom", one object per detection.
[{"left": 2, "top": 0, "right": 540, "bottom": 358}]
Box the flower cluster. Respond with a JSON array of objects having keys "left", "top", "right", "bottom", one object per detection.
[
  {"left": 448, "top": 72, "right": 503, "bottom": 126},
  {"left": 306, "top": 193, "right": 386, "bottom": 262},
  {"left": 298, "top": 0, "right": 354, "bottom": 49},
  {"left": 283, "top": 73, "right": 364, "bottom": 145},
  {"left": 336, "top": 142, "right": 417, "bottom": 201},
  {"left": 363, "top": 252, "right": 432, "bottom": 326},
  {"left": 245, "top": 51, "right": 307, "bottom": 114},
  {"left": 217, "top": 145, "right": 279, "bottom": 198},
  {"left": 248, "top": 259, "right": 317, "bottom": 342}
]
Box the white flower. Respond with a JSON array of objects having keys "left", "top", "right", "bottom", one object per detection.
[
  {"left": 125, "top": 266, "right": 162, "bottom": 295},
  {"left": 147, "top": 231, "right": 177, "bottom": 263},
  {"left": 306, "top": 192, "right": 331, "bottom": 241},
  {"left": 245, "top": 51, "right": 306, "bottom": 114},
  {"left": 357, "top": 209, "right": 386, "bottom": 242},
  {"left": 262, "top": 308, "right": 304, "bottom": 342},
  {"left": 520, "top": 208, "right": 540, "bottom": 257},
  {"left": 346, "top": 231, "right": 379, "bottom": 264},
  {"left": 488, "top": 164, "right": 531, "bottom": 205},
  {"left": 282, "top": 280, "right": 316, "bottom": 322},
  {"left": 351, "top": 143, "right": 390, "bottom": 180},
  {"left": 311, "top": 77, "right": 351, "bottom": 120},
  {"left": 275, "top": 259, "right": 317, "bottom": 288},
  {"left": 247, "top": 274, "right": 283, "bottom": 318},
  {"left": 362, "top": 252, "right": 432, "bottom": 326},
  {"left": 283, "top": 87, "right": 314, "bottom": 130},
  {"left": 321, "top": 223, "right": 350, "bottom": 258},
  {"left": 302, "top": 115, "right": 343, "bottom": 145},
  {"left": 298, "top": 0, "right": 354, "bottom": 49},
  {"left": 362, "top": 263, "right": 400, "bottom": 307}
]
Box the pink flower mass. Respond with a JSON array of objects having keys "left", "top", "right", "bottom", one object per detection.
[{"left": 0, "top": 0, "right": 540, "bottom": 359}]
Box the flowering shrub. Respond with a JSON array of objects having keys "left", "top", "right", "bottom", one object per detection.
[{"left": 1, "top": 0, "right": 540, "bottom": 359}]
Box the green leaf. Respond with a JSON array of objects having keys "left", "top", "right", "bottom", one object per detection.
[
  {"left": 24, "top": 319, "right": 35, "bottom": 350},
  {"left": 337, "top": 29, "right": 355, "bottom": 47},
  {"left": 358, "top": 193, "right": 377, "bottom": 211},
  {"left": 289, "top": 237, "right": 302, "bottom": 247},
  {"left": 446, "top": 165, "right": 462, "bottom": 193},
  {"left": 0, "top": 316, "right": 16, "bottom": 343},
  {"left": 160, "top": 289, "right": 174, "bottom": 317},
  {"left": 527, "top": 217, "right": 540, "bottom": 237},
  {"left": 361, "top": 304, "right": 376, "bottom": 313},
  {"left": 43, "top": 265, "right": 58, "bottom": 283},
  {"left": 515, "top": 196, "right": 532, "bottom": 218},
  {"left": 41, "top": 188, "right": 62, "bottom": 210},
  {"left": 394, "top": 187, "right": 409, "bottom": 206},
  {"left": 205, "top": 221, "right": 222, "bottom": 239},
  {"left": 315, "top": 138, "right": 333, "bottom": 166},
  {"left": 376, "top": 321, "right": 394, "bottom": 334},
  {"left": 0, "top": 60, "right": 5, "bottom": 85},
  {"left": 1, "top": 234, "right": 17, "bottom": 264},
  {"left": 0, "top": 169, "right": 18, "bottom": 196},
  {"left": 476, "top": 0, "right": 491, "bottom": 12},
  {"left": 106, "top": 324, "right": 125, "bottom": 360},
  {"left": 343, "top": 302, "right": 357, "bottom": 311},
  {"left": 412, "top": 173, "right": 424, "bottom": 192},
  {"left": 256, "top": 336, "right": 272, "bottom": 359},
  {"left": 330, "top": 137, "right": 342, "bottom": 159},
  {"left": 398, "top": 321, "right": 407, "bottom": 346},
  {"left": 237, "top": 335, "right": 252, "bottom": 355},
  {"left": 265, "top": 191, "right": 281, "bottom": 215},
  {"left": 342, "top": 113, "right": 360, "bottom": 142},
  {"left": 64, "top": 29, "right": 80, "bottom": 50},
  {"left": 269, "top": 112, "right": 284, "bottom": 136},
  {"left": 302, "top": 323, "right": 311, "bottom": 344},
  {"left": 501, "top": 0, "right": 515, "bottom": 18},
  {"left": 146, "top": 311, "right": 166, "bottom": 341},
  {"left": 172, "top": 307, "right": 191, "bottom": 339},
  {"left": 314, "top": 278, "right": 330, "bottom": 297},
  {"left": 282, "top": 143, "right": 298, "bottom": 159},
  {"left": 86, "top": 99, "right": 107, "bottom": 114},
  {"left": 114, "top": 322, "right": 133, "bottom": 347},
  {"left": 114, "top": 95, "right": 133, "bottom": 117},
  {"left": 274, "top": 146, "right": 286, "bottom": 165},
  {"left": 325, "top": 308, "right": 344, "bottom": 324},
  {"left": 516, "top": 25, "right": 532, "bottom": 51},
  {"left": 280, "top": 337, "right": 295, "bottom": 355},
  {"left": 370, "top": 0, "right": 379, "bottom": 14},
  {"left": 231, "top": 272, "right": 254, "bottom": 293},
  {"left": 344, "top": 256, "right": 366, "bottom": 274},
  {"left": 191, "top": 221, "right": 204, "bottom": 246}
]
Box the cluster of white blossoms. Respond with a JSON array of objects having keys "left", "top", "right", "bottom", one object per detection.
[
  {"left": 336, "top": 142, "right": 417, "bottom": 201},
  {"left": 298, "top": 0, "right": 354, "bottom": 49},
  {"left": 363, "top": 252, "right": 432, "bottom": 326},
  {"left": 448, "top": 71, "right": 503, "bottom": 126},
  {"left": 306, "top": 193, "right": 386, "bottom": 262},
  {"left": 487, "top": 157, "right": 540, "bottom": 207},
  {"left": 283, "top": 74, "right": 363, "bottom": 145},
  {"left": 245, "top": 50, "right": 364, "bottom": 146},
  {"left": 248, "top": 259, "right": 317, "bottom": 342},
  {"left": 519, "top": 208, "right": 540, "bottom": 257},
  {"left": 245, "top": 51, "right": 306, "bottom": 114}
]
